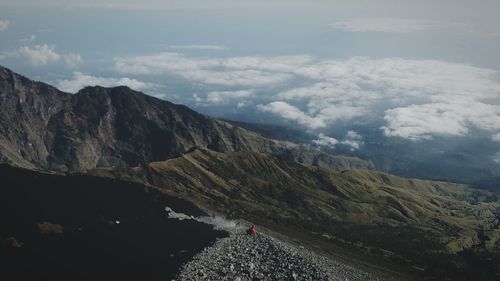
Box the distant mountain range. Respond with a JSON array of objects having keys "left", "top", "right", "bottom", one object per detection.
[
  {"left": 1, "top": 65, "right": 499, "bottom": 280},
  {"left": 226, "top": 119, "right": 500, "bottom": 192}
]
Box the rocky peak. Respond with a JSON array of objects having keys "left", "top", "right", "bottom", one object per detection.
[{"left": 0, "top": 65, "right": 373, "bottom": 172}]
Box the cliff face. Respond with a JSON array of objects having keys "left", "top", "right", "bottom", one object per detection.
[
  {"left": 0, "top": 66, "right": 270, "bottom": 171},
  {"left": 0, "top": 65, "right": 371, "bottom": 171},
  {"left": 0, "top": 66, "right": 71, "bottom": 169},
  {"left": 43, "top": 85, "right": 278, "bottom": 171}
]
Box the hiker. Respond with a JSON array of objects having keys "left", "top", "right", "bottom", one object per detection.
[{"left": 247, "top": 224, "right": 257, "bottom": 236}]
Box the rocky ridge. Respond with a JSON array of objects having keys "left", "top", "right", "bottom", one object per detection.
[
  {"left": 176, "top": 229, "right": 394, "bottom": 281},
  {"left": 0, "top": 65, "right": 371, "bottom": 172}
]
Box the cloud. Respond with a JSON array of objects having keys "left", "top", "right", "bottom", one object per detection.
[
  {"left": 257, "top": 101, "right": 326, "bottom": 129},
  {"left": 113, "top": 52, "right": 500, "bottom": 141},
  {"left": 19, "top": 34, "right": 36, "bottom": 43},
  {"left": 494, "top": 153, "right": 500, "bottom": 164},
  {"left": 55, "top": 72, "right": 160, "bottom": 93},
  {"left": 340, "top": 130, "right": 363, "bottom": 150},
  {"left": 261, "top": 57, "right": 500, "bottom": 140},
  {"left": 492, "top": 133, "right": 500, "bottom": 142},
  {"left": 382, "top": 102, "right": 500, "bottom": 140},
  {"left": 313, "top": 131, "right": 363, "bottom": 150},
  {"left": 168, "top": 45, "right": 227, "bottom": 50},
  {"left": 2, "top": 44, "right": 83, "bottom": 68},
  {"left": 17, "top": 44, "right": 61, "bottom": 66},
  {"left": 0, "top": 20, "right": 9, "bottom": 31},
  {"left": 114, "top": 52, "right": 308, "bottom": 87},
  {"left": 313, "top": 134, "right": 339, "bottom": 147},
  {"left": 329, "top": 18, "right": 441, "bottom": 33},
  {"left": 63, "top": 53, "right": 83, "bottom": 68},
  {"left": 345, "top": 130, "right": 362, "bottom": 140},
  {"left": 195, "top": 90, "right": 253, "bottom": 105}
]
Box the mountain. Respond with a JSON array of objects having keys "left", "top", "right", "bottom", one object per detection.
[
  {"left": 0, "top": 164, "right": 226, "bottom": 281},
  {"left": 91, "top": 147, "right": 500, "bottom": 280},
  {"left": 0, "top": 65, "right": 371, "bottom": 172},
  {"left": 225, "top": 118, "right": 500, "bottom": 192},
  {"left": 1, "top": 65, "right": 499, "bottom": 280}
]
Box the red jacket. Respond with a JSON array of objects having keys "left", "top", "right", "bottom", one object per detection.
[{"left": 247, "top": 224, "right": 257, "bottom": 236}]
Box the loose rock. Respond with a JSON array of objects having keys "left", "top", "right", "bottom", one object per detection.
[{"left": 175, "top": 232, "right": 397, "bottom": 281}]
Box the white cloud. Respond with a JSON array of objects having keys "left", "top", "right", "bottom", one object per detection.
[
  {"left": 196, "top": 90, "right": 253, "bottom": 105},
  {"left": 340, "top": 130, "right": 363, "bottom": 150},
  {"left": 313, "top": 131, "right": 363, "bottom": 150},
  {"left": 492, "top": 133, "right": 500, "bottom": 142},
  {"left": 113, "top": 52, "right": 500, "bottom": 141},
  {"left": 63, "top": 53, "right": 83, "bottom": 68},
  {"left": 18, "top": 44, "right": 61, "bottom": 66},
  {"left": 0, "top": 20, "right": 10, "bottom": 31},
  {"left": 114, "top": 52, "right": 307, "bottom": 87},
  {"left": 345, "top": 130, "right": 362, "bottom": 140},
  {"left": 313, "top": 133, "right": 339, "bottom": 147},
  {"left": 168, "top": 44, "right": 227, "bottom": 50},
  {"left": 19, "top": 34, "right": 36, "bottom": 42},
  {"left": 330, "top": 18, "right": 441, "bottom": 33},
  {"left": 493, "top": 153, "right": 500, "bottom": 164},
  {"left": 262, "top": 57, "right": 500, "bottom": 139},
  {"left": 55, "top": 72, "right": 160, "bottom": 93},
  {"left": 274, "top": 82, "right": 369, "bottom": 127},
  {"left": 383, "top": 102, "right": 500, "bottom": 140},
  {"left": 257, "top": 101, "right": 326, "bottom": 129},
  {"left": 199, "top": 70, "right": 291, "bottom": 87},
  {"left": 2, "top": 44, "right": 83, "bottom": 68}
]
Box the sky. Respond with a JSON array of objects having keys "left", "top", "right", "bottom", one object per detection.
[{"left": 1, "top": 0, "right": 500, "bottom": 150}]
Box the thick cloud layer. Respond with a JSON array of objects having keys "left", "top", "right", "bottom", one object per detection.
[
  {"left": 114, "top": 53, "right": 305, "bottom": 87},
  {"left": 114, "top": 53, "right": 500, "bottom": 141}
]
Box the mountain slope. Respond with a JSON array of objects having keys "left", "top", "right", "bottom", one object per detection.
[
  {"left": 92, "top": 148, "right": 500, "bottom": 280},
  {"left": 0, "top": 65, "right": 371, "bottom": 172},
  {"left": 0, "top": 66, "right": 71, "bottom": 169},
  {"left": 0, "top": 164, "right": 226, "bottom": 281},
  {"left": 1, "top": 65, "right": 499, "bottom": 280}
]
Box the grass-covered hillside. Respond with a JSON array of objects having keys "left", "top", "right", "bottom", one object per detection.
[{"left": 91, "top": 148, "right": 500, "bottom": 280}]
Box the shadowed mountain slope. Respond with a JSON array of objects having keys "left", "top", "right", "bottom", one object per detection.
[{"left": 0, "top": 164, "right": 226, "bottom": 281}]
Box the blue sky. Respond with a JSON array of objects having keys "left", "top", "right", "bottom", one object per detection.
[{"left": 1, "top": 0, "right": 500, "bottom": 149}]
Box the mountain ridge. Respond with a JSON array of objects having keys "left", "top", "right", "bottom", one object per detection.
[
  {"left": 0, "top": 65, "right": 372, "bottom": 172},
  {"left": 89, "top": 147, "right": 500, "bottom": 280},
  {"left": 2, "top": 65, "right": 500, "bottom": 280}
]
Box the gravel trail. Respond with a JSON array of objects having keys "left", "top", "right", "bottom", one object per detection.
[{"left": 175, "top": 231, "right": 397, "bottom": 281}]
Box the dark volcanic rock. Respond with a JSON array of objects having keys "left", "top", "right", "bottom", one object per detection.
[{"left": 0, "top": 164, "right": 227, "bottom": 281}]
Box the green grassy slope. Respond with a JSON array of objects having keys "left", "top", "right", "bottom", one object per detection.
[{"left": 91, "top": 148, "right": 500, "bottom": 280}]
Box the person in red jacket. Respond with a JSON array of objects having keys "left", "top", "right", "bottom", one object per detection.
[{"left": 247, "top": 224, "right": 257, "bottom": 236}]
